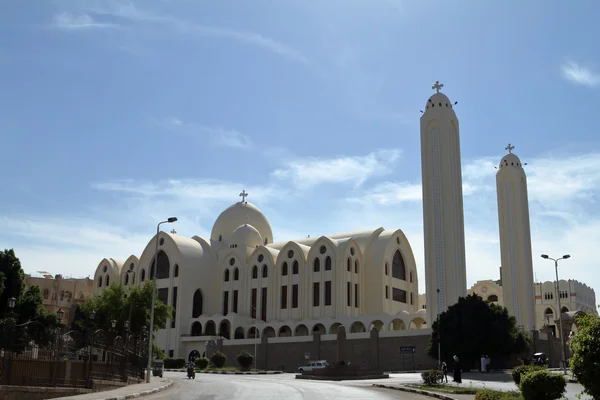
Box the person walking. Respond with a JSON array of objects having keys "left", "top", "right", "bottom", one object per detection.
[
  {"left": 441, "top": 361, "right": 448, "bottom": 383},
  {"left": 452, "top": 355, "right": 462, "bottom": 383},
  {"left": 480, "top": 354, "right": 486, "bottom": 373}
]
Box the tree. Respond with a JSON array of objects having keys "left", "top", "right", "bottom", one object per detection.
[
  {"left": 0, "top": 249, "right": 60, "bottom": 351},
  {"left": 427, "top": 294, "right": 530, "bottom": 369},
  {"left": 0, "top": 249, "right": 25, "bottom": 317},
  {"left": 75, "top": 281, "right": 173, "bottom": 358},
  {"left": 569, "top": 313, "right": 600, "bottom": 398}
]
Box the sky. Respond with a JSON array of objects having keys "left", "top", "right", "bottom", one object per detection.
[{"left": 1, "top": 1, "right": 599, "bottom": 306}]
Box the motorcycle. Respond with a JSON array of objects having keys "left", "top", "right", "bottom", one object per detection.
[{"left": 187, "top": 366, "right": 196, "bottom": 379}]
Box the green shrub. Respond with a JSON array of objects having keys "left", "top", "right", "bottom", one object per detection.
[
  {"left": 163, "top": 357, "right": 186, "bottom": 369},
  {"left": 421, "top": 369, "right": 444, "bottom": 385},
  {"left": 511, "top": 364, "right": 546, "bottom": 385},
  {"left": 210, "top": 351, "right": 227, "bottom": 368},
  {"left": 475, "top": 389, "right": 522, "bottom": 400},
  {"left": 520, "top": 370, "right": 566, "bottom": 400},
  {"left": 194, "top": 357, "right": 209, "bottom": 369},
  {"left": 237, "top": 351, "right": 254, "bottom": 369}
]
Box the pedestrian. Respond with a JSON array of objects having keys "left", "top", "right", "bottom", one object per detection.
[
  {"left": 480, "top": 354, "right": 486, "bottom": 373},
  {"left": 441, "top": 361, "right": 448, "bottom": 383},
  {"left": 485, "top": 355, "right": 491, "bottom": 372},
  {"left": 452, "top": 355, "right": 462, "bottom": 383}
]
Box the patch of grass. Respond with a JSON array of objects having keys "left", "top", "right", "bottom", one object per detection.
[{"left": 407, "top": 384, "right": 479, "bottom": 395}]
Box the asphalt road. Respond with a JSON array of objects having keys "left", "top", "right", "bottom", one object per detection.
[{"left": 144, "top": 372, "right": 432, "bottom": 399}]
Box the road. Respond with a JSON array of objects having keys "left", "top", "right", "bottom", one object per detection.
[{"left": 143, "top": 372, "right": 432, "bottom": 399}]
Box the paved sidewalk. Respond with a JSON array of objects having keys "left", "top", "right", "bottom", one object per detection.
[
  {"left": 52, "top": 378, "right": 173, "bottom": 400},
  {"left": 374, "top": 383, "right": 475, "bottom": 400}
]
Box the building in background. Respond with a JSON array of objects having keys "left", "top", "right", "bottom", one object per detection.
[{"left": 24, "top": 272, "right": 94, "bottom": 326}]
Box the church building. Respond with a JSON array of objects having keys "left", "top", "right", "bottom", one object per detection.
[{"left": 93, "top": 192, "right": 427, "bottom": 358}]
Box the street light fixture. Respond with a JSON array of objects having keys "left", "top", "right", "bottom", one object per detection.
[
  {"left": 57, "top": 308, "right": 64, "bottom": 324},
  {"left": 541, "top": 254, "right": 571, "bottom": 375},
  {"left": 436, "top": 288, "right": 441, "bottom": 369},
  {"left": 111, "top": 320, "right": 117, "bottom": 329},
  {"left": 146, "top": 217, "right": 178, "bottom": 382},
  {"left": 8, "top": 297, "right": 16, "bottom": 311}
]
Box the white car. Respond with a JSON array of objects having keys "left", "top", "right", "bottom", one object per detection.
[{"left": 297, "top": 360, "right": 329, "bottom": 372}]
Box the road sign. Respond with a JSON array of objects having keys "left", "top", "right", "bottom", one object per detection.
[
  {"left": 207, "top": 340, "right": 216, "bottom": 348},
  {"left": 400, "top": 346, "right": 416, "bottom": 355}
]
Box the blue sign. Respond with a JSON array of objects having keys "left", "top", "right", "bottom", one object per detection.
[
  {"left": 400, "top": 346, "right": 416, "bottom": 355},
  {"left": 207, "top": 340, "right": 216, "bottom": 348}
]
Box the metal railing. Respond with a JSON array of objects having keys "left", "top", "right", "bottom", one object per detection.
[{"left": 0, "top": 329, "right": 147, "bottom": 388}]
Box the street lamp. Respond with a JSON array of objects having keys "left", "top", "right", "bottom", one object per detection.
[
  {"left": 8, "top": 297, "right": 16, "bottom": 311},
  {"left": 146, "top": 217, "right": 178, "bottom": 382},
  {"left": 436, "top": 288, "right": 441, "bottom": 368},
  {"left": 541, "top": 254, "right": 570, "bottom": 375}
]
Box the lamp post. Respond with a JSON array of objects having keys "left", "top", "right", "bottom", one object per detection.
[
  {"left": 146, "top": 217, "right": 178, "bottom": 382},
  {"left": 436, "top": 288, "right": 441, "bottom": 368},
  {"left": 541, "top": 254, "right": 570, "bottom": 375}
]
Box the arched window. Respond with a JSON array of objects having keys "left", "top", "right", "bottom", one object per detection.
[
  {"left": 313, "top": 258, "right": 320, "bottom": 272},
  {"left": 262, "top": 265, "right": 268, "bottom": 278},
  {"left": 561, "top": 306, "right": 569, "bottom": 313},
  {"left": 141, "top": 269, "right": 146, "bottom": 282},
  {"left": 325, "top": 256, "right": 332, "bottom": 271},
  {"left": 487, "top": 295, "right": 498, "bottom": 302},
  {"left": 105, "top": 275, "right": 110, "bottom": 286},
  {"left": 125, "top": 273, "right": 129, "bottom": 285},
  {"left": 293, "top": 261, "right": 299, "bottom": 275},
  {"left": 131, "top": 272, "right": 135, "bottom": 285},
  {"left": 97, "top": 277, "right": 102, "bottom": 288},
  {"left": 282, "top": 262, "right": 288, "bottom": 276},
  {"left": 219, "top": 235, "right": 222, "bottom": 242},
  {"left": 43, "top": 289, "right": 49, "bottom": 299},
  {"left": 174, "top": 264, "right": 179, "bottom": 278},
  {"left": 392, "top": 250, "right": 406, "bottom": 280},
  {"left": 252, "top": 266, "right": 258, "bottom": 279},
  {"left": 224, "top": 269, "right": 230, "bottom": 282},
  {"left": 152, "top": 250, "right": 170, "bottom": 279},
  {"left": 385, "top": 262, "right": 388, "bottom": 275},
  {"left": 264, "top": 237, "right": 268, "bottom": 245},
  {"left": 192, "top": 290, "right": 204, "bottom": 318},
  {"left": 355, "top": 260, "right": 359, "bottom": 274},
  {"left": 234, "top": 268, "right": 239, "bottom": 281},
  {"left": 409, "top": 271, "right": 413, "bottom": 283},
  {"left": 191, "top": 321, "right": 202, "bottom": 336},
  {"left": 347, "top": 258, "right": 351, "bottom": 272}
]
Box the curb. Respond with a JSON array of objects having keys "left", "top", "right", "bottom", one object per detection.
[
  {"left": 103, "top": 380, "right": 173, "bottom": 400},
  {"left": 164, "top": 369, "right": 283, "bottom": 375},
  {"left": 374, "top": 384, "right": 459, "bottom": 400}
]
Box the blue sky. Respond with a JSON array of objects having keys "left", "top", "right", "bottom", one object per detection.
[{"left": 1, "top": 1, "right": 599, "bottom": 304}]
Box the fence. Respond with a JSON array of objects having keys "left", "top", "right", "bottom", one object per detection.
[{"left": 0, "top": 329, "right": 147, "bottom": 388}]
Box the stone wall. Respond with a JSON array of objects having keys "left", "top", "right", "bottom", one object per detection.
[
  {"left": 0, "top": 386, "right": 91, "bottom": 400},
  {"left": 206, "top": 328, "right": 437, "bottom": 373}
]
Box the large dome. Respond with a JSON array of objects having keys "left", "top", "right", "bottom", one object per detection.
[{"left": 211, "top": 201, "right": 273, "bottom": 244}]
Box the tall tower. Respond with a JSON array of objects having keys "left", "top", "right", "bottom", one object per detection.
[
  {"left": 421, "top": 81, "right": 467, "bottom": 325},
  {"left": 496, "top": 144, "right": 535, "bottom": 331}
]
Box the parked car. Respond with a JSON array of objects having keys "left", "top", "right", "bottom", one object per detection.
[{"left": 297, "top": 360, "right": 329, "bottom": 372}]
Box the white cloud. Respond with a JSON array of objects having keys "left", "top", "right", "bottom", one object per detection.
[
  {"left": 151, "top": 117, "right": 254, "bottom": 150},
  {"left": 272, "top": 149, "right": 402, "bottom": 189},
  {"left": 74, "top": 2, "right": 312, "bottom": 67},
  {"left": 52, "top": 12, "right": 116, "bottom": 30},
  {"left": 561, "top": 61, "right": 600, "bottom": 87}
]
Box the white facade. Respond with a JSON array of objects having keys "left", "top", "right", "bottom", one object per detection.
[
  {"left": 496, "top": 145, "right": 536, "bottom": 331},
  {"left": 420, "top": 82, "right": 467, "bottom": 325},
  {"left": 93, "top": 199, "right": 427, "bottom": 359}
]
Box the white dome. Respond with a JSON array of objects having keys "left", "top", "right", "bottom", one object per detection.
[
  {"left": 425, "top": 92, "right": 454, "bottom": 111},
  {"left": 230, "top": 224, "right": 263, "bottom": 248},
  {"left": 211, "top": 201, "right": 273, "bottom": 244},
  {"left": 499, "top": 153, "right": 523, "bottom": 170}
]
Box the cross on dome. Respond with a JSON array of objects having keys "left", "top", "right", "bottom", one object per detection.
[
  {"left": 432, "top": 80, "right": 444, "bottom": 93},
  {"left": 505, "top": 143, "right": 515, "bottom": 154},
  {"left": 170, "top": 229, "right": 177, "bottom": 234},
  {"left": 239, "top": 190, "right": 248, "bottom": 202}
]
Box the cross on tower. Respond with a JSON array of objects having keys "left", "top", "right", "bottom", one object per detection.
[
  {"left": 239, "top": 190, "right": 248, "bottom": 202},
  {"left": 505, "top": 143, "right": 515, "bottom": 154},
  {"left": 432, "top": 81, "right": 444, "bottom": 93},
  {"left": 170, "top": 229, "right": 177, "bottom": 234}
]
